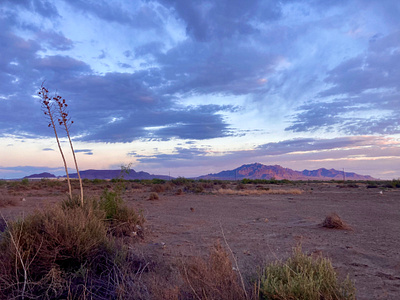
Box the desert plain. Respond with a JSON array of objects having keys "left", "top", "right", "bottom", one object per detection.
[{"left": 1, "top": 179, "right": 399, "bottom": 299}]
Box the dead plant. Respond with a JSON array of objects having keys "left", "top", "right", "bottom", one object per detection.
[{"left": 322, "top": 213, "right": 352, "bottom": 230}]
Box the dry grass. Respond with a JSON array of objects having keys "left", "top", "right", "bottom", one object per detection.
[
  {"left": 180, "top": 243, "right": 249, "bottom": 300},
  {"left": 0, "top": 194, "right": 17, "bottom": 207},
  {"left": 213, "top": 188, "right": 303, "bottom": 195},
  {"left": 148, "top": 192, "right": 159, "bottom": 200},
  {"left": 322, "top": 213, "right": 352, "bottom": 230}
]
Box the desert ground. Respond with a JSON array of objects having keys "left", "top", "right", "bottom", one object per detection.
[{"left": 1, "top": 180, "right": 399, "bottom": 299}]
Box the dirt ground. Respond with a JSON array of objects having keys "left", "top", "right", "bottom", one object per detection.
[{"left": 1, "top": 181, "right": 399, "bottom": 299}]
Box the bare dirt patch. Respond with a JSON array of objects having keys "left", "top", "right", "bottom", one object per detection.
[{"left": 1, "top": 181, "right": 399, "bottom": 299}]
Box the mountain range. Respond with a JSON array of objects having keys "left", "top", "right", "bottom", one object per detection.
[
  {"left": 22, "top": 163, "right": 377, "bottom": 181},
  {"left": 196, "top": 163, "right": 377, "bottom": 181}
]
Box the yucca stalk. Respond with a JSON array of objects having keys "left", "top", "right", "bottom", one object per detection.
[
  {"left": 39, "top": 84, "right": 72, "bottom": 200},
  {"left": 54, "top": 94, "right": 84, "bottom": 205}
]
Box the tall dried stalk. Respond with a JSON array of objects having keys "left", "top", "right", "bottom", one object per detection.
[
  {"left": 54, "top": 94, "right": 84, "bottom": 205},
  {"left": 39, "top": 84, "right": 72, "bottom": 200}
]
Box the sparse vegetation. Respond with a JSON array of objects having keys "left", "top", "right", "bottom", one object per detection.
[
  {"left": 1, "top": 177, "right": 366, "bottom": 299},
  {"left": 214, "top": 188, "right": 303, "bottom": 195}
]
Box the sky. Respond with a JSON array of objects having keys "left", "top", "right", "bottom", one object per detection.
[{"left": 1, "top": 0, "right": 400, "bottom": 179}]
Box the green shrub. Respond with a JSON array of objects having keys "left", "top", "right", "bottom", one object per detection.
[
  {"left": 259, "top": 246, "right": 355, "bottom": 300},
  {"left": 151, "top": 178, "right": 166, "bottom": 184},
  {"left": 171, "top": 177, "right": 194, "bottom": 186}
]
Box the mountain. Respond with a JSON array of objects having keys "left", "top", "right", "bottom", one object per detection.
[
  {"left": 24, "top": 172, "right": 56, "bottom": 179},
  {"left": 66, "top": 169, "right": 171, "bottom": 180},
  {"left": 197, "top": 163, "right": 377, "bottom": 181}
]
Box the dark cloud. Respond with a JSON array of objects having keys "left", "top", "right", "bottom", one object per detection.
[
  {"left": 156, "top": 40, "right": 277, "bottom": 96},
  {"left": 159, "top": 0, "right": 281, "bottom": 41}
]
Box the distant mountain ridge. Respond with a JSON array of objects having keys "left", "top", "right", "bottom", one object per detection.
[
  {"left": 197, "top": 163, "right": 377, "bottom": 181},
  {"left": 24, "top": 172, "right": 56, "bottom": 179},
  {"left": 66, "top": 169, "right": 171, "bottom": 180}
]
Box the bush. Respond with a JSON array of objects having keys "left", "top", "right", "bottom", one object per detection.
[
  {"left": 259, "top": 246, "right": 355, "bottom": 300},
  {"left": 99, "top": 189, "right": 145, "bottom": 237}
]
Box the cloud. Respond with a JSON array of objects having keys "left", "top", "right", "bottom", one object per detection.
[
  {"left": 66, "top": 0, "right": 164, "bottom": 30},
  {"left": 287, "top": 31, "right": 400, "bottom": 135},
  {"left": 75, "top": 149, "right": 93, "bottom": 155},
  {"left": 35, "top": 31, "right": 74, "bottom": 51},
  {"left": 3, "top": 0, "right": 59, "bottom": 18}
]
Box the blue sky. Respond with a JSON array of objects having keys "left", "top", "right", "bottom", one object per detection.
[{"left": 1, "top": 0, "right": 400, "bottom": 179}]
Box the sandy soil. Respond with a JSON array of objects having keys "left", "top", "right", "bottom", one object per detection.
[{"left": 1, "top": 182, "right": 399, "bottom": 299}]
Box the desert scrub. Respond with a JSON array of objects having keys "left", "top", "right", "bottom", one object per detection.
[
  {"left": 259, "top": 246, "right": 355, "bottom": 300},
  {"left": 0, "top": 196, "right": 145, "bottom": 299}
]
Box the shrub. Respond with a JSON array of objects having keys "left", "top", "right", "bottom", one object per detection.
[
  {"left": 259, "top": 246, "right": 355, "bottom": 300},
  {"left": 151, "top": 184, "right": 165, "bottom": 193},
  {"left": 99, "top": 189, "right": 145, "bottom": 237},
  {"left": 148, "top": 192, "right": 159, "bottom": 200},
  {"left": 322, "top": 213, "right": 352, "bottom": 230}
]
